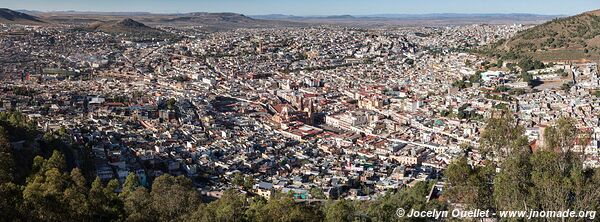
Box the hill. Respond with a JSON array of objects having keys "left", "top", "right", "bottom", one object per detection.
[
  {"left": 89, "top": 18, "right": 152, "bottom": 32},
  {"left": 0, "top": 8, "right": 44, "bottom": 25},
  {"left": 155, "top": 12, "right": 303, "bottom": 31},
  {"left": 324, "top": 15, "right": 356, "bottom": 20},
  {"left": 157, "top": 12, "right": 257, "bottom": 31},
  {"left": 84, "top": 18, "right": 175, "bottom": 41},
  {"left": 492, "top": 9, "right": 600, "bottom": 62},
  {"left": 31, "top": 11, "right": 303, "bottom": 32}
]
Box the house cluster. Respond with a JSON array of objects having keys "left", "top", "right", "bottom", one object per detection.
[{"left": 1, "top": 21, "right": 599, "bottom": 201}]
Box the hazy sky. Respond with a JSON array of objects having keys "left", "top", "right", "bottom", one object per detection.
[{"left": 4, "top": 0, "right": 600, "bottom": 15}]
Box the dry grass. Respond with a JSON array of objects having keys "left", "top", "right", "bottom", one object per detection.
[{"left": 525, "top": 50, "right": 600, "bottom": 62}]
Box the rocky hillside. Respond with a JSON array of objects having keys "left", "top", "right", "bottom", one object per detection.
[
  {"left": 493, "top": 9, "right": 600, "bottom": 61},
  {"left": 0, "top": 8, "right": 44, "bottom": 25},
  {"left": 85, "top": 18, "right": 174, "bottom": 41}
]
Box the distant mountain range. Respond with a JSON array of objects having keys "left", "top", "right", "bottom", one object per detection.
[
  {"left": 0, "top": 8, "right": 577, "bottom": 37},
  {"left": 491, "top": 9, "right": 600, "bottom": 62},
  {"left": 253, "top": 13, "right": 560, "bottom": 19},
  {"left": 1, "top": 8, "right": 564, "bottom": 27},
  {"left": 3, "top": 9, "right": 303, "bottom": 31},
  {"left": 251, "top": 13, "right": 563, "bottom": 25}
]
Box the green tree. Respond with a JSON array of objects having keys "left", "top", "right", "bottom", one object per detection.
[
  {"left": 444, "top": 158, "right": 494, "bottom": 210},
  {"left": 88, "top": 177, "right": 107, "bottom": 218},
  {"left": 124, "top": 187, "right": 156, "bottom": 222},
  {"left": 120, "top": 172, "right": 141, "bottom": 199},
  {"left": 22, "top": 167, "right": 70, "bottom": 221},
  {"left": 574, "top": 168, "right": 600, "bottom": 213},
  {"left": 205, "top": 189, "right": 247, "bottom": 222},
  {"left": 243, "top": 175, "right": 254, "bottom": 190},
  {"left": 561, "top": 81, "right": 574, "bottom": 91},
  {"left": 88, "top": 177, "right": 124, "bottom": 221},
  {"left": 324, "top": 200, "right": 354, "bottom": 222},
  {"left": 543, "top": 117, "right": 579, "bottom": 152},
  {"left": 257, "top": 192, "right": 322, "bottom": 222},
  {"left": 63, "top": 168, "right": 89, "bottom": 219},
  {"left": 0, "top": 182, "right": 23, "bottom": 220},
  {"left": 185, "top": 204, "right": 213, "bottom": 222},
  {"left": 529, "top": 151, "right": 572, "bottom": 213},
  {"left": 20, "top": 151, "right": 74, "bottom": 221},
  {"left": 45, "top": 150, "right": 67, "bottom": 173},
  {"left": 367, "top": 181, "right": 445, "bottom": 222},
  {"left": 166, "top": 98, "right": 177, "bottom": 110},
  {"left": 231, "top": 172, "right": 245, "bottom": 188},
  {"left": 479, "top": 113, "right": 529, "bottom": 161},
  {"left": 0, "top": 126, "right": 15, "bottom": 183},
  {"left": 29, "top": 155, "right": 46, "bottom": 180},
  {"left": 521, "top": 71, "right": 534, "bottom": 86},
  {"left": 493, "top": 149, "right": 533, "bottom": 211},
  {"left": 366, "top": 192, "right": 399, "bottom": 222},
  {"left": 244, "top": 197, "right": 267, "bottom": 222},
  {"left": 151, "top": 174, "right": 199, "bottom": 221},
  {"left": 310, "top": 187, "right": 326, "bottom": 199}
]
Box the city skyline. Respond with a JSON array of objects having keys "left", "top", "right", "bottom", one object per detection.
[{"left": 4, "top": 0, "right": 600, "bottom": 16}]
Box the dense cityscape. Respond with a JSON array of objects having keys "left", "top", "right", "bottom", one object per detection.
[{"left": 1, "top": 3, "right": 600, "bottom": 222}]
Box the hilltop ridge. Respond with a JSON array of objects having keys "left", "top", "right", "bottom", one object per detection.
[
  {"left": 490, "top": 9, "right": 600, "bottom": 61},
  {"left": 0, "top": 8, "right": 44, "bottom": 24},
  {"left": 85, "top": 18, "right": 174, "bottom": 41}
]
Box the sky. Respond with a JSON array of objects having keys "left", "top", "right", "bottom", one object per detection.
[{"left": 3, "top": 0, "right": 600, "bottom": 16}]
